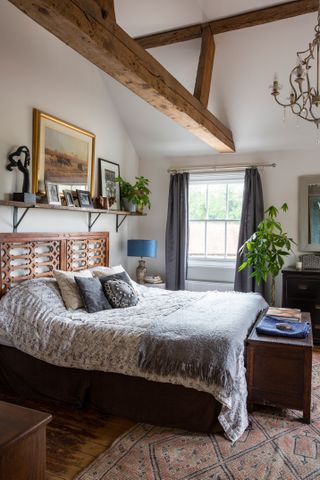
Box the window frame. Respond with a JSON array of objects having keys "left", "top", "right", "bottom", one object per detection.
[{"left": 188, "top": 171, "right": 244, "bottom": 265}]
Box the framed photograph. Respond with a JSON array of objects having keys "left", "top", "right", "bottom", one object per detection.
[
  {"left": 46, "top": 182, "right": 61, "bottom": 205},
  {"left": 33, "top": 109, "right": 96, "bottom": 196},
  {"left": 99, "top": 158, "right": 120, "bottom": 211},
  {"left": 63, "top": 190, "right": 75, "bottom": 207},
  {"left": 77, "top": 189, "right": 93, "bottom": 209}
]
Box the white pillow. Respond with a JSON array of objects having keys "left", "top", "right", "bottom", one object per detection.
[
  {"left": 53, "top": 269, "right": 93, "bottom": 310},
  {"left": 91, "top": 264, "right": 125, "bottom": 278}
]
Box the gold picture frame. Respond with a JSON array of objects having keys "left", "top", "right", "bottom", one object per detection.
[{"left": 32, "top": 109, "right": 96, "bottom": 196}]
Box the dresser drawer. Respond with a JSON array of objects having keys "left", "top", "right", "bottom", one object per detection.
[{"left": 285, "top": 277, "right": 320, "bottom": 299}]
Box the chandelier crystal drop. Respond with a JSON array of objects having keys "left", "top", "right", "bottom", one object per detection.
[{"left": 271, "top": 1, "right": 320, "bottom": 128}]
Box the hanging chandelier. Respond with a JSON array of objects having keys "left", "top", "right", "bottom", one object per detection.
[{"left": 271, "top": 2, "right": 320, "bottom": 128}]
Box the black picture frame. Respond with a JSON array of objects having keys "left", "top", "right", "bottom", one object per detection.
[
  {"left": 63, "top": 190, "right": 75, "bottom": 207},
  {"left": 76, "top": 189, "right": 93, "bottom": 209},
  {"left": 99, "top": 158, "right": 120, "bottom": 211}
]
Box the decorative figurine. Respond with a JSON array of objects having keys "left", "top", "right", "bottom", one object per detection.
[{"left": 7, "top": 146, "right": 36, "bottom": 203}]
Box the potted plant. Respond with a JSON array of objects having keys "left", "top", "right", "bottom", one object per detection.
[
  {"left": 115, "top": 177, "right": 135, "bottom": 212},
  {"left": 238, "top": 203, "right": 295, "bottom": 306},
  {"left": 116, "top": 176, "right": 151, "bottom": 213}
]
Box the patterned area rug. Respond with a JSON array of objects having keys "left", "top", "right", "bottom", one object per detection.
[{"left": 76, "top": 353, "right": 320, "bottom": 480}]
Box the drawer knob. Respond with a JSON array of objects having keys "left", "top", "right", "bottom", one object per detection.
[{"left": 297, "top": 284, "right": 308, "bottom": 290}]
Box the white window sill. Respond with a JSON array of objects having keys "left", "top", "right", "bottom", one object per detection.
[{"left": 188, "top": 258, "right": 236, "bottom": 269}]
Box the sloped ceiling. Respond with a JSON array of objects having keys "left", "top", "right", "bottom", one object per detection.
[{"left": 104, "top": 1, "right": 320, "bottom": 158}]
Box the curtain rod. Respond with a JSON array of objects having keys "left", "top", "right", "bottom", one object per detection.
[{"left": 167, "top": 163, "right": 277, "bottom": 174}]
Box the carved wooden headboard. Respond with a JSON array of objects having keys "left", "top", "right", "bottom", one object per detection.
[{"left": 0, "top": 232, "right": 109, "bottom": 297}]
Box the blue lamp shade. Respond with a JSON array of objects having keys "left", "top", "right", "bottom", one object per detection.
[{"left": 127, "top": 239, "right": 157, "bottom": 258}]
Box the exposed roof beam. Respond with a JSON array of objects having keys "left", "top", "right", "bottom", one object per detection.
[
  {"left": 136, "top": 0, "right": 318, "bottom": 49},
  {"left": 9, "top": 0, "right": 234, "bottom": 153},
  {"left": 194, "top": 26, "right": 215, "bottom": 108},
  {"left": 73, "top": 0, "right": 116, "bottom": 26}
]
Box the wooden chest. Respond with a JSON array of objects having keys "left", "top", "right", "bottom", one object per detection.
[{"left": 246, "top": 312, "right": 313, "bottom": 423}]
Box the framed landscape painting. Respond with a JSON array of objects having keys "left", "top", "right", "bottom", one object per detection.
[
  {"left": 99, "top": 158, "right": 120, "bottom": 210},
  {"left": 32, "top": 109, "right": 95, "bottom": 195}
]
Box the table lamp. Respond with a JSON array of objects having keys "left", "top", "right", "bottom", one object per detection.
[{"left": 127, "top": 239, "right": 157, "bottom": 284}]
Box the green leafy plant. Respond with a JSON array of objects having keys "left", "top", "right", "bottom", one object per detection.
[
  {"left": 116, "top": 176, "right": 151, "bottom": 212},
  {"left": 238, "top": 203, "right": 295, "bottom": 305}
]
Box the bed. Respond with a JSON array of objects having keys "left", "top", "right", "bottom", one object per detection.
[{"left": 0, "top": 232, "right": 267, "bottom": 441}]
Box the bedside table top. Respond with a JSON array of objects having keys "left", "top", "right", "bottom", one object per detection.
[
  {"left": 247, "top": 312, "right": 313, "bottom": 348},
  {"left": 144, "top": 282, "right": 166, "bottom": 288}
]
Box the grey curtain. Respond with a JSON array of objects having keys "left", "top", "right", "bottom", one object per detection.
[
  {"left": 165, "top": 173, "right": 189, "bottom": 290},
  {"left": 234, "top": 168, "right": 265, "bottom": 296}
]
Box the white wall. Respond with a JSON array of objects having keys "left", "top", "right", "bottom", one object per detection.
[
  {"left": 0, "top": 1, "right": 140, "bottom": 266},
  {"left": 139, "top": 150, "right": 320, "bottom": 304}
]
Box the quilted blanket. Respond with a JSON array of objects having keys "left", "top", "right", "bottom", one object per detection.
[{"left": 0, "top": 279, "right": 267, "bottom": 441}]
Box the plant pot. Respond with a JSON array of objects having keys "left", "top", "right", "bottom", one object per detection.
[{"left": 122, "top": 198, "right": 136, "bottom": 213}]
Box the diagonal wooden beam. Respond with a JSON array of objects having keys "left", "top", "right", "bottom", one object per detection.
[
  {"left": 73, "top": 0, "right": 116, "bottom": 25},
  {"left": 9, "top": 0, "right": 235, "bottom": 152},
  {"left": 194, "top": 25, "right": 215, "bottom": 108},
  {"left": 136, "top": 0, "right": 318, "bottom": 49}
]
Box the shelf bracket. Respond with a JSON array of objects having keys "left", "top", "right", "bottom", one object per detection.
[
  {"left": 88, "top": 212, "right": 102, "bottom": 232},
  {"left": 116, "top": 214, "right": 128, "bottom": 233},
  {"left": 13, "top": 206, "right": 30, "bottom": 232}
]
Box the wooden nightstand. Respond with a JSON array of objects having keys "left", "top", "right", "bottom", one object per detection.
[
  {"left": 0, "top": 401, "right": 52, "bottom": 480},
  {"left": 246, "top": 312, "right": 313, "bottom": 423}
]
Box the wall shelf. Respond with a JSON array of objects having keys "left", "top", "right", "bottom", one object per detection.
[{"left": 0, "top": 200, "right": 146, "bottom": 233}]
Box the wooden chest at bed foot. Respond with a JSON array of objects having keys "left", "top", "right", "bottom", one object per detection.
[
  {"left": 0, "top": 401, "right": 52, "bottom": 480},
  {"left": 246, "top": 312, "right": 313, "bottom": 423}
]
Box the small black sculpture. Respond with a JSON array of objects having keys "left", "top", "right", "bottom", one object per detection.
[{"left": 7, "top": 145, "right": 31, "bottom": 193}]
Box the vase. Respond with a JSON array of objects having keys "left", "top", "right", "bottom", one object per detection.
[{"left": 122, "top": 198, "right": 136, "bottom": 213}]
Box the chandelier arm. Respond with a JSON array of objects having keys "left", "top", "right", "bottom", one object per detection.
[{"left": 271, "top": 3, "right": 320, "bottom": 128}]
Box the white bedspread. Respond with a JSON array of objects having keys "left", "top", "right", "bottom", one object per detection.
[{"left": 0, "top": 279, "right": 267, "bottom": 441}]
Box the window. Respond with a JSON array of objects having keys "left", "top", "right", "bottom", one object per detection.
[{"left": 188, "top": 172, "right": 244, "bottom": 263}]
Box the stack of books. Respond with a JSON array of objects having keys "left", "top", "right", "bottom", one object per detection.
[
  {"left": 144, "top": 275, "right": 163, "bottom": 284},
  {"left": 267, "top": 307, "right": 302, "bottom": 322}
]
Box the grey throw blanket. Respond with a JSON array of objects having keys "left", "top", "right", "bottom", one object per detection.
[{"left": 138, "top": 291, "right": 267, "bottom": 396}]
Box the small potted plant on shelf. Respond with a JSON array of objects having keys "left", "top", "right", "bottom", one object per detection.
[
  {"left": 238, "top": 203, "right": 295, "bottom": 306},
  {"left": 116, "top": 176, "right": 151, "bottom": 213}
]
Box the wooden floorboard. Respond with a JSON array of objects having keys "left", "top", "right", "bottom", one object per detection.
[{"left": 0, "top": 387, "right": 134, "bottom": 480}]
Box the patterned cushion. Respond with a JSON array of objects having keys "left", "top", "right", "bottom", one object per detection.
[
  {"left": 75, "top": 277, "right": 112, "bottom": 313},
  {"left": 98, "top": 271, "right": 133, "bottom": 287},
  {"left": 53, "top": 269, "right": 93, "bottom": 310},
  {"left": 102, "top": 279, "right": 139, "bottom": 308}
]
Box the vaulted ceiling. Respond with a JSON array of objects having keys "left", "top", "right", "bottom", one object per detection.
[{"left": 104, "top": 0, "right": 320, "bottom": 159}]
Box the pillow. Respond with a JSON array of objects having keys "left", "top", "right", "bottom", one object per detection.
[
  {"left": 75, "top": 277, "right": 112, "bottom": 313},
  {"left": 91, "top": 265, "right": 125, "bottom": 278},
  {"left": 99, "top": 270, "right": 133, "bottom": 287},
  {"left": 103, "top": 279, "right": 139, "bottom": 308},
  {"left": 53, "top": 269, "right": 93, "bottom": 310}
]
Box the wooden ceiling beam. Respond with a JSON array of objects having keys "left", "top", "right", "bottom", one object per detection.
[
  {"left": 136, "top": 0, "right": 318, "bottom": 49},
  {"left": 9, "top": 0, "right": 235, "bottom": 152},
  {"left": 194, "top": 26, "right": 215, "bottom": 108},
  {"left": 72, "top": 0, "right": 116, "bottom": 27}
]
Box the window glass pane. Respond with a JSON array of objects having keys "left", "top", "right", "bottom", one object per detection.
[
  {"left": 189, "top": 184, "right": 206, "bottom": 220},
  {"left": 207, "top": 184, "right": 227, "bottom": 220},
  {"left": 228, "top": 183, "right": 244, "bottom": 220},
  {"left": 206, "top": 222, "right": 225, "bottom": 257},
  {"left": 226, "top": 221, "right": 240, "bottom": 257},
  {"left": 189, "top": 221, "right": 205, "bottom": 255}
]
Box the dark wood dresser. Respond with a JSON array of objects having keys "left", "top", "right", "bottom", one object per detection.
[
  {"left": 282, "top": 268, "right": 320, "bottom": 345},
  {"left": 247, "top": 312, "right": 313, "bottom": 422},
  {"left": 0, "top": 401, "right": 52, "bottom": 480}
]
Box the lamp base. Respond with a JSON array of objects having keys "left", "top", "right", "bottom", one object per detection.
[{"left": 136, "top": 259, "right": 147, "bottom": 284}]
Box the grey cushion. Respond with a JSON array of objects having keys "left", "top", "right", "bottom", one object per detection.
[
  {"left": 75, "top": 277, "right": 112, "bottom": 313},
  {"left": 102, "top": 279, "right": 139, "bottom": 308}
]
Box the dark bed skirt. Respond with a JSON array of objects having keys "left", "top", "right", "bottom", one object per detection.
[{"left": 0, "top": 345, "right": 221, "bottom": 433}]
